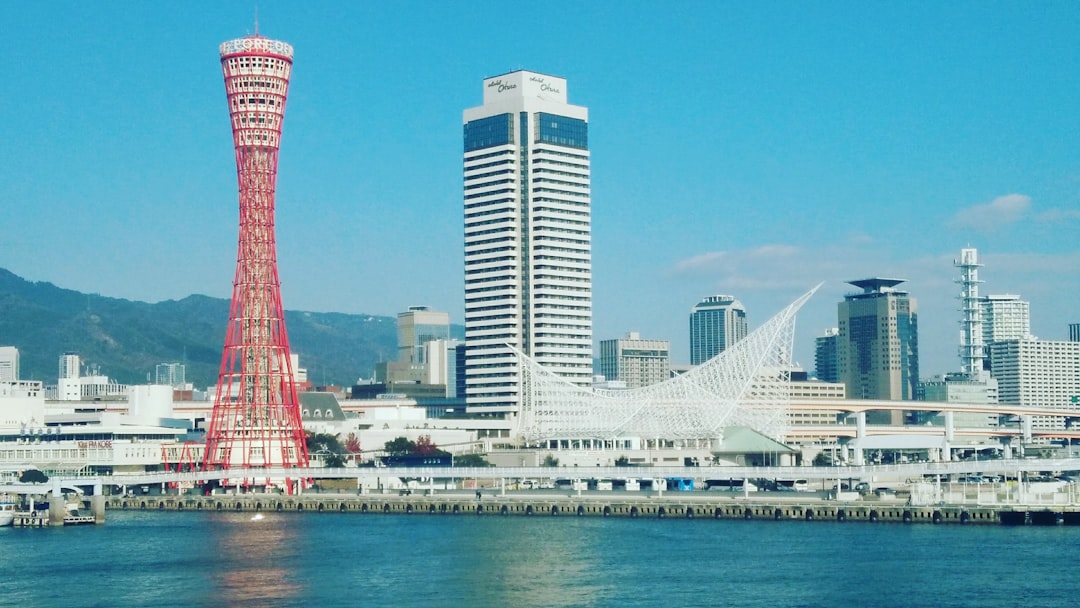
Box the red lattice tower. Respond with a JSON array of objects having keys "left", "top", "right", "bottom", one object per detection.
[{"left": 203, "top": 34, "right": 309, "bottom": 488}]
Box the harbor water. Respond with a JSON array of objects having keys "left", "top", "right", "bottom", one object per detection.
[{"left": 3, "top": 511, "right": 1080, "bottom": 607}]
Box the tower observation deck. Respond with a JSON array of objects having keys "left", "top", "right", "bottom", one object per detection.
[{"left": 203, "top": 35, "right": 309, "bottom": 489}]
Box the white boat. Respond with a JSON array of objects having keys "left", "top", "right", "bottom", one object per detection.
[{"left": 0, "top": 503, "right": 15, "bottom": 527}]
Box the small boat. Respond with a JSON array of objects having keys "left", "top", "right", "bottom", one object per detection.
[
  {"left": 0, "top": 503, "right": 15, "bottom": 527},
  {"left": 250, "top": 513, "right": 264, "bottom": 521}
]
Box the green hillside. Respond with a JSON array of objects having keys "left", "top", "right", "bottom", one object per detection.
[{"left": 0, "top": 268, "right": 400, "bottom": 389}]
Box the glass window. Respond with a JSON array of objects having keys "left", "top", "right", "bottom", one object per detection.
[
  {"left": 537, "top": 113, "right": 587, "bottom": 150},
  {"left": 464, "top": 114, "right": 514, "bottom": 152}
]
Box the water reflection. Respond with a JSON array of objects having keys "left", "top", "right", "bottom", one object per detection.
[
  {"left": 459, "top": 518, "right": 617, "bottom": 607},
  {"left": 209, "top": 512, "right": 304, "bottom": 605}
]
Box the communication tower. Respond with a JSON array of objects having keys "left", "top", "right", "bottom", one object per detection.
[
  {"left": 955, "top": 247, "right": 985, "bottom": 380},
  {"left": 203, "top": 35, "right": 309, "bottom": 489}
]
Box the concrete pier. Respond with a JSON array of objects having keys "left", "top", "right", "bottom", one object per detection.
[{"left": 103, "top": 493, "right": 1080, "bottom": 526}]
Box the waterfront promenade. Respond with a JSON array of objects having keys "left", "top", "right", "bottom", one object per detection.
[
  {"left": 13, "top": 458, "right": 1080, "bottom": 527},
  {"left": 105, "top": 489, "right": 1079, "bottom": 526},
  {"left": 103, "top": 456, "right": 1080, "bottom": 488},
  {"left": 96, "top": 456, "right": 1080, "bottom": 526}
]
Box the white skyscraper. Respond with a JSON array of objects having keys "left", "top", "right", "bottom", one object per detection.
[
  {"left": 689, "top": 295, "right": 748, "bottom": 365},
  {"left": 0, "top": 346, "right": 18, "bottom": 382},
  {"left": 462, "top": 70, "right": 592, "bottom": 412},
  {"left": 990, "top": 339, "right": 1080, "bottom": 431},
  {"left": 981, "top": 294, "right": 1032, "bottom": 344}
]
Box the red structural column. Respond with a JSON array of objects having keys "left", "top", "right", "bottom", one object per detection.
[{"left": 203, "top": 35, "right": 309, "bottom": 488}]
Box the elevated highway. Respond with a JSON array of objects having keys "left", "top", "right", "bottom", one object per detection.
[{"left": 789, "top": 399, "right": 1080, "bottom": 419}]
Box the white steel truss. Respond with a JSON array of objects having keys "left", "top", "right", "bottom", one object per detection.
[{"left": 516, "top": 286, "right": 819, "bottom": 443}]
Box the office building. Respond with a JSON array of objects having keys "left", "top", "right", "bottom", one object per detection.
[
  {"left": 462, "top": 70, "right": 592, "bottom": 412},
  {"left": 155, "top": 363, "right": 186, "bottom": 388},
  {"left": 981, "top": 294, "right": 1031, "bottom": 344},
  {"left": 814, "top": 329, "right": 840, "bottom": 383},
  {"left": 394, "top": 306, "right": 451, "bottom": 380},
  {"left": 0, "top": 347, "right": 18, "bottom": 382},
  {"left": 689, "top": 295, "right": 748, "bottom": 365},
  {"left": 990, "top": 339, "right": 1080, "bottom": 431},
  {"left": 1069, "top": 323, "right": 1079, "bottom": 342},
  {"left": 837, "top": 278, "right": 919, "bottom": 411},
  {"left": 382, "top": 307, "right": 453, "bottom": 387},
  {"left": 599, "top": 332, "right": 671, "bottom": 389},
  {"left": 980, "top": 294, "right": 1032, "bottom": 375}
]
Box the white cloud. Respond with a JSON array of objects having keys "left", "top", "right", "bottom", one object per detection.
[
  {"left": 950, "top": 193, "right": 1031, "bottom": 231},
  {"left": 1036, "top": 208, "right": 1080, "bottom": 222},
  {"left": 746, "top": 244, "right": 801, "bottom": 258},
  {"left": 673, "top": 251, "right": 726, "bottom": 273}
]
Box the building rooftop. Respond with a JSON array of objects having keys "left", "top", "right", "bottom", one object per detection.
[{"left": 847, "top": 278, "right": 906, "bottom": 293}]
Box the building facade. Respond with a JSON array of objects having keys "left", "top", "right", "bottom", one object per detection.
[
  {"left": 837, "top": 278, "right": 919, "bottom": 408},
  {"left": 0, "top": 347, "right": 17, "bottom": 383},
  {"left": 598, "top": 332, "right": 671, "bottom": 389},
  {"left": 981, "top": 294, "right": 1031, "bottom": 343},
  {"left": 155, "top": 363, "right": 186, "bottom": 388},
  {"left": 689, "top": 295, "right": 748, "bottom": 366},
  {"left": 990, "top": 340, "right": 1080, "bottom": 431},
  {"left": 384, "top": 306, "right": 451, "bottom": 386},
  {"left": 814, "top": 328, "right": 840, "bottom": 383},
  {"left": 462, "top": 70, "right": 592, "bottom": 412}
]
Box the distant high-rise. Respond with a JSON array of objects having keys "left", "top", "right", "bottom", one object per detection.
[
  {"left": 599, "top": 332, "right": 671, "bottom": 389},
  {"left": 0, "top": 347, "right": 18, "bottom": 382},
  {"left": 689, "top": 295, "right": 748, "bottom": 365},
  {"left": 1068, "top": 323, "right": 1079, "bottom": 342},
  {"left": 838, "top": 278, "right": 919, "bottom": 406},
  {"left": 396, "top": 307, "right": 451, "bottom": 367},
  {"left": 385, "top": 306, "right": 452, "bottom": 386},
  {"left": 814, "top": 328, "right": 840, "bottom": 383},
  {"left": 59, "top": 352, "right": 80, "bottom": 380},
  {"left": 990, "top": 339, "right": 1080, "bottom": 432},
  {"left": 155, "top": 363, "right": 186, "bottom": 388},
  {"left": 462, "top": 70, "right": 592, "bottom": 412},
  {"left": 980, "top": 294, "right": 1031, "bottom": 374},
  {"left": 981, "top": 294, "right": 1031, "bottom": 344},
  {"left": 58, "top": 352, "right": 81, "bottom": 401}
]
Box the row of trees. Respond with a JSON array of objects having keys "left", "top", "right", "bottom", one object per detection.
[
  {"left": 304, "top": 432, "right": 491, "bottom": 467},
  {"left": 305, "top": 431, "right": 362, "bottom": 468}
]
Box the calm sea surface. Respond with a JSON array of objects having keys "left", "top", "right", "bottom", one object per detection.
[{"left": 2, "top": 510, "right": 1079, "bottom": 607}]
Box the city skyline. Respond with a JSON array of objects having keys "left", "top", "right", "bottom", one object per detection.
[{"left": 1, "top": 4, "right": 1078, "bottom": 379}]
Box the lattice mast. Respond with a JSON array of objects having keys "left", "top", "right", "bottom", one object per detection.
[
  {"left": 203, "top": 35, "right": 309, "bottom": 483},
  {"left": 955, "top": 247, "right": 985, "bottom": 380}
]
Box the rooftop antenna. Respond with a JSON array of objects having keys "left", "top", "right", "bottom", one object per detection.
[{"left": 254, "top": 3, "right": 259, "bottom": 36}]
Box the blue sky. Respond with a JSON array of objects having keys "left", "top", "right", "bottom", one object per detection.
[{"left": 1, "top": 2, "right": 1078, "bottom": 378}]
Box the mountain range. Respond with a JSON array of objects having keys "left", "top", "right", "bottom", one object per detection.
[{"left": 0, "top": 268, "right": 405, "bottom": 389}]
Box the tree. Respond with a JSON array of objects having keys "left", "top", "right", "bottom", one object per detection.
[
  {"left": 19, "top": 469, "right": 48, "bottom": 483},
  {"left": 306, "top": 432, "right": 346, "bottom": 467},
  {"left": 542, "top": 454, "right": 560, "bottom": 467},
  {"left": 454, "top": 453, "right": 491, "bottom": 467},
  {"left": 344, "top": 432, "right": 362, "bottom": 456},
  {"left": 384, "top": 436, "right": 416, "bottom": 457},
  {"left": 414, "top": 434, "right": 448, "bottom": 456},
  {"left": 323, "top": 452, "right": 346, "bottom": 468},
  {"left": 614, "top": 455, "right": 630, "bottom": 467},
  {"left": 813, "top": 452, "right": 833, "bottom": 466}
]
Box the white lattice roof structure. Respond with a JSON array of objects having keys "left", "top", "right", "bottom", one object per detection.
[{"left": 516, "top": 286, "right": 819, "bottom": 444}]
